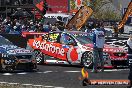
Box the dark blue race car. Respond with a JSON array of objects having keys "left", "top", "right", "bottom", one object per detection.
[{"left": 0, "top": 35, "right": 37, "bottom": 71}]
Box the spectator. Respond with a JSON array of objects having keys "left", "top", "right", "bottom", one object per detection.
[
  {"left": 43, "top": 23, "right": 50, "bottom": 32},
  {"left": 113, "top": 23, "right": 119, "bottom": 37},
  {"left": 0, "top": 25, "right": 5, "bottom": 33},
  {"left": 119, "top": 26, "right": 124, "bottom": 34},
  {"left": 5, "top": 24, "right": 11, "bottom": 33},
  {"left": 92, "top": 23, "right": 105, "bottom": 73},
  {"left": 51, "top": 25, "right": 60, "bottom": 31},
  {"left": 127, "top": 34, "right": 132, "bottom": 88},
  {"left": 85, "top": 23, "right": 92, "bottom": 33},
  {"left": 55, "top": 16, "right": 65, "bottom": 31}
]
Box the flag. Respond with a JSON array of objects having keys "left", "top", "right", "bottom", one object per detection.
[
  {"left": 75, "top": 0, "right": 83, "bottom": 9},
  {"left": 66, "top": 6, "right": 93, "bottom": 31},
  {"left": 118, "top": 2, "right": 132, "bottom": 29}
]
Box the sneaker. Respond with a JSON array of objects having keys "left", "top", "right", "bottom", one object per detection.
[
  {"left": 91, "top": 70, "right": 98, "bottom": 73},
  {"left": 99, "top": 68, "right": 104, "bottom": 72}
]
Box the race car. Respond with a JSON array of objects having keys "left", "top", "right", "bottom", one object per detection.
[
  {"left": 23, "top": 31, "right": 127, "bottom": 68},
  {"left": 0, "top": 35, "right": 37, "bottom": 71}
]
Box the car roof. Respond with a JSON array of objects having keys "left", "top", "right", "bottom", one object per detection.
[{"left": 50, "top": 31, "right": 88, "bottom": 34}]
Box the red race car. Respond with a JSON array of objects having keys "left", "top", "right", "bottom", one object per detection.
[{"left": 22, "top": 31, "right": 128, "bottom": 68}]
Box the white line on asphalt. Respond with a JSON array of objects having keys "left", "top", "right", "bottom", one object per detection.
[
  {"left": 54, "top": 87, "right": 65, "bottom": 88},
  {"left": 44, "top": 86, "right": 54, "bottom": 87},
  {"left": 104, "top": 69, "right": 129, "bottom": 72},
  {"left": 44, "top": 86, "right": 65, "bottom": 88},
  {"left": 1, "top": 69, "right": 129, "bottom": 76},
  {"left": 3, "top": 73, "right": 12, "bottom": 76},
  {"left": 43, "top": 71, "right": 53, "bottom": 73},
  {"left": 36, "top": 72, "right": 43, "bottom": 73},
  {"left": 17, "top": 72, "right": 27, "bottom": 75},
  {"left": 64, "top": 71, "right": 81, "bottom": 73},
  {"left": 104, "top": 69, "right": 118, "bottom": 72}
]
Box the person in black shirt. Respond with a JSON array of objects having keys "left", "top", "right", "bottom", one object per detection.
[{"left": 55, "top": 16, "right": 64, "bottom": 31}]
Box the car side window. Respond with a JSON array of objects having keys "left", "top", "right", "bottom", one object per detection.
[{"left": 60, "top": 33, "right": 76, "bottom": 45}]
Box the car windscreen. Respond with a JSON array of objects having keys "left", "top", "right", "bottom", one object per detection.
[
  {"left": 72, "top": 33, "right": 93, "bottom": 45},
  {"left": 0, "top": 35, "right": 13, "bottom": 46}
]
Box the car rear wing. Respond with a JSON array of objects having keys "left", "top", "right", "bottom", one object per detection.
[
  {"left": 22, "top": 32, "right": 49, "bottom": 40},
  {"left": 22, "top": 32, "right": 48, "bottom": 37}
]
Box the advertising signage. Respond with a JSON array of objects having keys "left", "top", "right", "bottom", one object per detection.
[{"left": 35, "top": 0, "right": 68, "bottom": 13}]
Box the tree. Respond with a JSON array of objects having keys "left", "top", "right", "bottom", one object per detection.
[
  {"left": 84, "top": 0, "right": 122, "bottom": 21},
  {"left": 70, "top": 0, "right": 122, "bottom": 21},
  {"left": 70, "top": 0, "right": 76, "bottom": 10}
]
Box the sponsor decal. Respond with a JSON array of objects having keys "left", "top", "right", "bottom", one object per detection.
[
  {"left": 90, "top": 80, "right": 129, "bottom": 85},
  {"left": 79, "top": 68, "right": 129, "bottom": 86},
  {"left": 103, "top": 48, "right": 124, "bottom": 52},
  {"left": 33, "top": 40, "right": 65, "bottom": 56},
  {"left": 82, "top": 46, "right": 91, "bottom": 50},
  {"left": 7, "top": 49, "right": 31, "bottom": 54}
]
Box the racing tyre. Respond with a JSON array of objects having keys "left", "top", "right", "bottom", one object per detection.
[
  {"left": 81, "top": 52, "right": 93, "bottom": 68},
  {"left": 33, "top": 50, "right": 44, "bottom": 65},
  {"left": 5, "top": 66, "right": 14, "bottom": 72},
  {"left": 103, "top": 53, "right": 112, "bottom": 68}
]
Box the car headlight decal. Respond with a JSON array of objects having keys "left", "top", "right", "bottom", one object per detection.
[
  {"left": 2, "top": 54, "right": 9, "bottom": 57},
  {"left": 4, "top": 59, "right": 15, "bottom": 65}
]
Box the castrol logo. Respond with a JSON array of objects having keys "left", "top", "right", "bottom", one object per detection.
[{"left": 33, "top": 40, "right": 65, "bottom": 56}]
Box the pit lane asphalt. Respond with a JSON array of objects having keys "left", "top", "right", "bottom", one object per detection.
[{"left": 0, "top": 64, "right": 129, "bottom": 88}]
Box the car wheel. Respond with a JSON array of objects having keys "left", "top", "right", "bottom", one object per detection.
[
  {"left": 81, "top": 52, "right": 93, "bottom": 68},
  {"left": 5, "top": 66, "right": 14, "bottom": 72},
  {"left": 33, "top": 50, "right": 44, "bottom": 65},
  {"left": 103, "top": 54, "right": 112, "bottom": 68}
]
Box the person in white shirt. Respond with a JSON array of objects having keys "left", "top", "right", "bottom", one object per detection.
[
  {"left": 92, "top": 23, "right": 105, "bottom": 73},
  {"left": 127, "top": 34, "right": 132, "bottom": 88}
]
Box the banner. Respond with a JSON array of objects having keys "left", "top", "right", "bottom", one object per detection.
[
  {"left": 66, "top": 6, "right": 93, "bottom": 30},
  {"left": 35, "top": 0, "right": 68, "bottom": 13},
  {"left": 118, "top": 2, "right": 132, "bottom": 29}
]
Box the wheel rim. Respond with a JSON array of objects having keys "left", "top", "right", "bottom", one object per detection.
[
  {"left": 34, "top": 51, "right": 43, "bottom": 64},
  {"left": 103, "top": 55, "right": 111, "bottom": 66},
  {"left": 5, "top": 66, "right": 14, "bottom": 71},
  {"left": 82, "top": 52, "right": 93, "bottom": 67}
]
